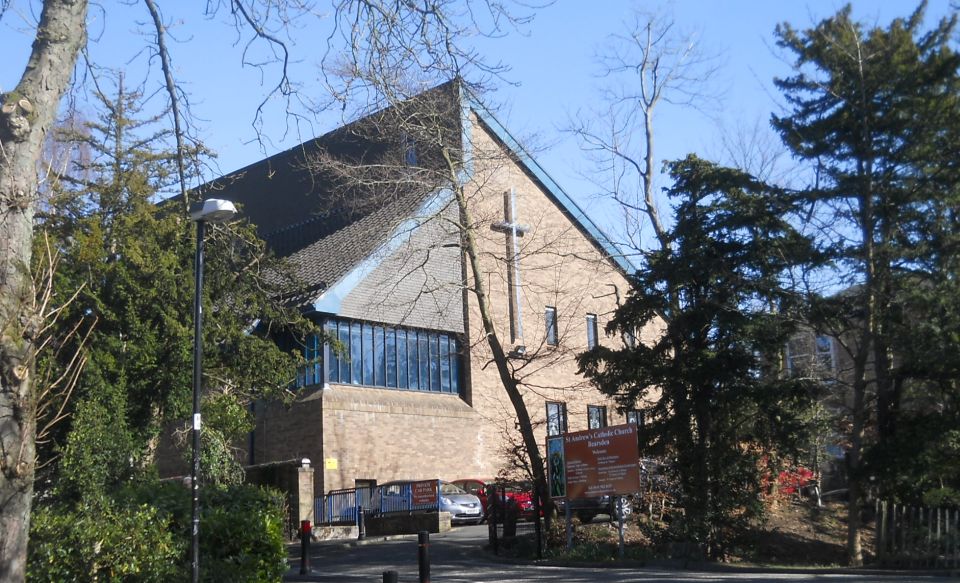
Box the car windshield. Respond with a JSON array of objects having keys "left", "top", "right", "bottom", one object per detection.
[{"left": 440, "top": 482, "right": 467, "bottom": 494}]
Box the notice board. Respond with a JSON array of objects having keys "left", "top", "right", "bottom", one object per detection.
[{"left": 563, "top": 423, "right": 640, "bottom": 500}]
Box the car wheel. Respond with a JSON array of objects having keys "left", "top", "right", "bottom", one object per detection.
[{"left": 576, "top": 510, "right": 596, "bottom": 523}]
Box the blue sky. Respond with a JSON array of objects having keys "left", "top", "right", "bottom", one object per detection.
[{"left": 2, "top": 1, "right": 954, "bottom": 242}]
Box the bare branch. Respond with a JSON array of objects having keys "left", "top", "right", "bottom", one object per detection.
[
  {"left": 142, "top": 0, "right": 191, "bottom": 210},
  {"left": 570, "top": 7, "right": 722, "bottom": 253}
]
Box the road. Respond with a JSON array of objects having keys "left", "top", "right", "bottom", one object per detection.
[{"left": 285, "top": 524, "right": 958, "bottom": 582}]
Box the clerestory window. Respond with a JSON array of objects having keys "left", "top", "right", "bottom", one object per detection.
[{"left": 299, "top": 318, "right": 463, "bottom": 396}]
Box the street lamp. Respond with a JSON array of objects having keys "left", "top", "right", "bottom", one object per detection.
[{"left": 188, "top": 198, "right": 237, "bottom": 583}]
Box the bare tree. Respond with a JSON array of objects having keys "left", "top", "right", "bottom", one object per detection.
[{"left": 569, "top": 7, "right": 720, "bottom": 254}]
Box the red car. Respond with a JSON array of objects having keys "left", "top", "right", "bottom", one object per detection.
[{"left": 451, "top": 478, "right": 535, "bottom": 521}]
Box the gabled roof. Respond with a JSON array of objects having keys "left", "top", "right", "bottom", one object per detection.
[
  {"left": 203, "top": 80, "right": 633, "bottom": 308},
  {"left": 459, "top": 86, "right": 634, "bottom": 275}
]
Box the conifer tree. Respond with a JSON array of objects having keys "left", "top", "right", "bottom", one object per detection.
[
  {"left": 34, "top": 76, "right": 312, "bottom": 499},
  {"left": 772, "top": 3, "right": 960, "bottom": 563},
  {"left": 579, "top": 155, "right": 816, "bottom": 559}
]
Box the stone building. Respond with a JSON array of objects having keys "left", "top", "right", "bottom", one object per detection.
[{"left": 207, "top": 81, "right": 659, "bottom": 497}]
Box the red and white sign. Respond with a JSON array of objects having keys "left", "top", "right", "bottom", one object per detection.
[
  {"left": 563, "top": 423, "right": 641, "bottom": 500},
  {"left": 411, "top": 480, "right": 438, "bottom": 506}
]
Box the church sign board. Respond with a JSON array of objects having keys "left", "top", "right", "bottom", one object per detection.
[{"left": 562, "top": 423, "right": 640, "bottom": 500}]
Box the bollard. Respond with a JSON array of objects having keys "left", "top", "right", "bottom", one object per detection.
[
  {"left": 382, "top": 570, "right": 398, "bottom": 583},
  {"left": 487, "top": 485, "right": 498, "bottom": 555},
  {"left": 533, "top": 490, "right": 543, "bottom": 560},
  {"left": 417, "top": 530, "right": 430, "bottom": 583},
  {"left": 357, "top": 505, "right": 366, "bottom": 540},
  {"left": 299, "top": 519, "right": 312, "bottom": 575}
]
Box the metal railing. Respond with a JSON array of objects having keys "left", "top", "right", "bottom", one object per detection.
[
  {"left": 377, "top": 480, "right": 440, "bottom": 515},
  {"left": 314, "top": 480, "right": 440, "bottom": 525},
  {"left": 316, "top": 486, "right": 373, "bottom": 525}
]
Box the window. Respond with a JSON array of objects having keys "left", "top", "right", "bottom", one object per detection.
[
  {"left": 385, "top": 328, "right": 397, "bottom": 388},
  {"left": 300, "top": 333, "right": 322, "bottom": 386},
  {"left": 396, "top": 329, "right": 408, "bottom": 389},
  {"left": 374, "top": 326, "right": 386, "bottom": 386},
  {"left": 588, "top": 405, "right": 607, "bottom": 429},
  {"left": 350, "top": 322, "right": 362, "bottom": 384},
  {"left": 546, "top": 401, "right": 568, "bottom": 437},
  {"left": 407, "top": 330, "right": 420, "bottom": 389},
  {"left": 401, "top": 132, "right": 418, "bottom": 166},
  {"left": 316, "top": 318, "right": 463, "bottom": 396},
  {"left": 439, "top": 334, "right": 451, "bottom": 393},
  {"left": 626, "top": 409, "right": 644, "bottom": 427},
  {"left": 586, "top": 314, "right": 599, "bottom": 349},
  {"left": 545, "top": 306, "right": 558, "bottom": 346},
  {"left": 814, "top": 335, "right": 835, "bottom": 372},
  {"left": 362, "top": 323, "right": 375, "bottom": 385},
  {"left": 785, "top": 333, "right": 836, "bottom": 377},
  {"left": 324, "top": 321, "right": 338, "bottom": 382}
]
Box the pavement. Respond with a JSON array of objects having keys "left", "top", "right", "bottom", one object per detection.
[{"left": 284, "top": 524, "right": 960, "bottom": 582}]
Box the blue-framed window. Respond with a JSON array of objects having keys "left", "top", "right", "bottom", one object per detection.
[
  {"left": 310, "top": 318, "right": 463, "bottom": 396},
  {"left": 299, "top": 334, "right": 322, "bottom": 386}
]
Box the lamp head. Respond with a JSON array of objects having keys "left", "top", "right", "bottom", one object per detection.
[{"left": 190, "top": 199, "right": 237, "bottom": 223}]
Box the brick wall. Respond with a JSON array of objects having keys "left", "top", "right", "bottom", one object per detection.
[
  {"left": 247, "top": 108, "right": 663, "bottom": 497},
  {"left": 461, "top": 112, "right": 662, "bottom": 478}
]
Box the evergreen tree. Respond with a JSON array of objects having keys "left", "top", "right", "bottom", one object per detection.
[
  {"left": 772, "top": 3, "right": 960, "bottom": 563},
  {"left": 34, "top": 76, "right": 313, "bottom": 500},
  {"left": 579, "top": 155, "right": 816, "bottom": 559}
]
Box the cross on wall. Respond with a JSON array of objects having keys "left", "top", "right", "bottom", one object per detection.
[{"left": 490, "top": 189, "right": 530, "bottom": 351}]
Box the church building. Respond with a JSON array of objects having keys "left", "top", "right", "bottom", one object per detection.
[{"left": 205, "top": 81, "right": 659, "bottom": 497}]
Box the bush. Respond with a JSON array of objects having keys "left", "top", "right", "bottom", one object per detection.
[
  {"left": 29, "top": 482, "right": 288, "bottom": 582},
  {"left": 200, "top": 485, "right": 288, "bottom": 582},
  {"left": 28, "top": 498, "right": 182, "bottom": 582}
]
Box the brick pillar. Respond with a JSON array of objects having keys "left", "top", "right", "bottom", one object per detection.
[{"left": 298, "top": 459, "right": 315, "bottom": 524}]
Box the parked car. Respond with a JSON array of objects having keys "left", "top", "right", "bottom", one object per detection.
[
  {"left": 438, "top": 481, "right": 484, "bottom": 525},
  {"left": 369, "top": 480, "right": 483, "bottom": 525},
  {"left": 452, "top": 478, "right": 535, "bottom": 521},
  {"left": 556, "top": 495, "right": 610, "bottom": 523}
]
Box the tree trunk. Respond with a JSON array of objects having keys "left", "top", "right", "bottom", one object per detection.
[
  {"left": 453, "top": 182, "right": 553, "bottom": 530},
  {"left": 845, "top": 367, "right": 869, "bottom": 567},
  {"left": 0, "top": 1, "right": 88, "bottom": 580}
]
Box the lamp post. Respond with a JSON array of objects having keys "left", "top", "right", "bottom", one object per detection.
[{"left": 188, "top": 199, "right": 237, "bottom": 583}]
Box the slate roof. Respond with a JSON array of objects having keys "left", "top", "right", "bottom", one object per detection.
[
  {"left": 200, "top": 81, "right": 463, "bottom": 306},
  {"left": 200, "top": 79, "right": 633, "bottom": 309}
]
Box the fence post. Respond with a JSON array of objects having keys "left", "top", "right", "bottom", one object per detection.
[
  {"left": 358, "top": 505, "right": 366, "bottom": 540},
  {"left": 951, "top": 509, "right": 957, "bottom": 569},
  {"left": 418, "top": 530, "right": 431, "bottom": 583},
  {"left": 878, "top": 500, "right": 886, "bottom": 565}
]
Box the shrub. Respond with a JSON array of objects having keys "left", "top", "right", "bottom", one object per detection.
[
  {"left": 28, "top": 498, "right": 182, "bottom": 582},
  {"left": 199, "top": 485, "right": 288, "bottom": 582},
  {"left": 29, "top": 481, "right": 288, "bottom": 582}
]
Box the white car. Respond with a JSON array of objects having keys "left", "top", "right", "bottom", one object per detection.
[{"left": 438, "top": 481, "right": 484, "bottom": 524}]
